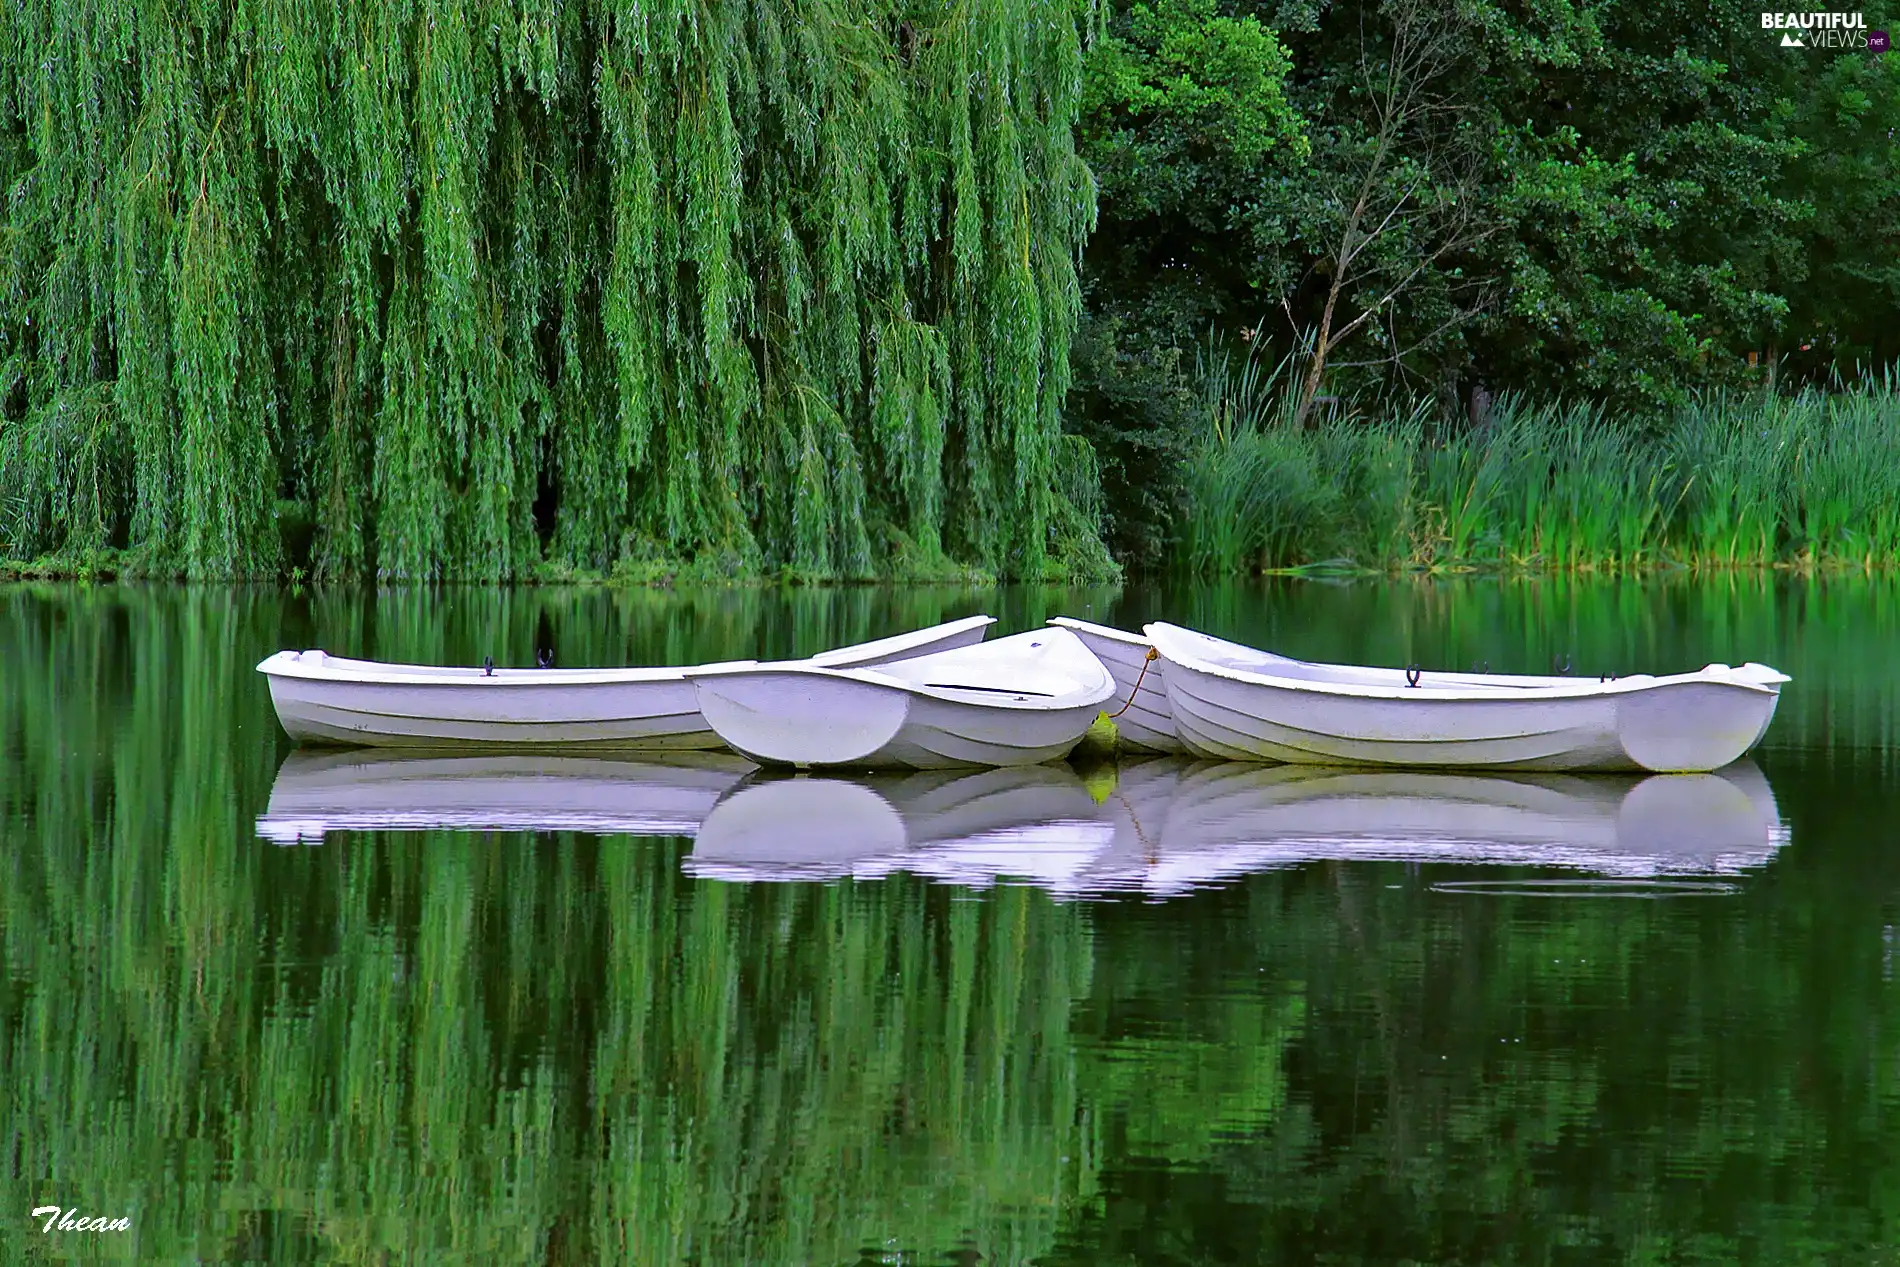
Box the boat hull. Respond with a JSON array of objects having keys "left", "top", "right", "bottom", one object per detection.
[
  {"left": 1163, "top": 658, "right": 1781, "bottom": 772},
  {"left": 690, "top": 628, "right": 1116, "bottom": 770},
  {"left": 1152, "top": 627, "right": 1784, "bottom": 774},
  {"left": 692, "top": 670, "right": 1104, "bottom": 769},
  {"left": 264, "top": 670, "right": 723, "bottom": 750}
]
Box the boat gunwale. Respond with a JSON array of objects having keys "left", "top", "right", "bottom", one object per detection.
[
  {"left": 258, "top": 652, "right": 752, "bottom": 687},
  {"left": 1047, "top": 615, "right": 1152, "bottom": 649},
  {"left": 1145, "top": 622, "right": 1789, "bottom": 702},
  {"left": 805, "top": 614, "right": 996, "bottom": 666},
  {"left": 686, "top": 628, "right": 1117, "bottom": 714},
  {"left": 684, "top": 660, "right": 1113, "bottom": 713},
  {"left": 256, "top": 614, "right": 1000, "bottom": 688}
]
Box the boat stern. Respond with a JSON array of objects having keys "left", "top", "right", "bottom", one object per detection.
[
  {"left": 257, "top": 648, "right": 326, "bottom": 675},
  {"left": 690, "top": 669, "right": 912, "bottom": 766},
  {"left": 1616, "top": 676, "right": 1785, "bottom": 773}
]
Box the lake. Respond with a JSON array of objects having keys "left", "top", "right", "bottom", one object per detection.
[{"left": 4, "top": 577, "right": 1898, "bottom": 1263}]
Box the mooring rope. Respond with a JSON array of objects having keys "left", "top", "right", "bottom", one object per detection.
[{"left": 1108, "top": 647, "right": 1161, "bottom": 718}]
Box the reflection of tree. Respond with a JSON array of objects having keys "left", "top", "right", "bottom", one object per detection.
[
  {"left": 1072, "top": 893, "right": 1305, "bottom": 1172},
  {"left": 10, "top": 583, "right": 1900, "bottom": 1264},
  {"left": 588, "top": 871, "right": 1096, "bottom": 1264},
  {"left": 1050, "top": 763, "right": 1900, "bottom": 1263},
  {"left": 0, "top": 586, "right": 1104, "bottom": 1263}
]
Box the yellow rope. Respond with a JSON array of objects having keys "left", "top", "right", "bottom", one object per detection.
[{"left": 1108, "top": 647, "right": 1160, "bottom": 718}]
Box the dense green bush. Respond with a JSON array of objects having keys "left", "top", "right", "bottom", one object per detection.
[{"left": 1068, "top": 0, "right": 1898, "bottom": 561}]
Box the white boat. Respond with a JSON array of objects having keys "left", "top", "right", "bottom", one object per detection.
[
  {"left": 1146, "top": 622, "right": 1789, "bottom": 773},
  {"left": 254, "top": 749, "right": 756, "bottom": 844},
  {"left": 684, "top": 765, "right": 1109, "bottom": 884},
  {"left": 685, "top": 628, "right": 1116, "bottom": 769},
  {"left": 256, "top": 614, "right": 996, "bottom": 750},
  {"left": 1046, "top": 617, "right": 1181, "bottom": 753}
]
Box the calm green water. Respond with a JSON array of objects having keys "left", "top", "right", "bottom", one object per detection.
[{"left": 5, "top": 578, "right": 1900, "bottom": 1264}]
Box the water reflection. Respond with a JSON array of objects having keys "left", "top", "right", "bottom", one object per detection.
[
  {"left": 259, "top": 748, "right": 1789, "bottom": 895},
  {"left": 1147, "top": 759, "right": 1787, "bottom": 881},
  {"left": 14, "top": 580, "right": 1900, "bottom": 1264},
  {"left": 258, "top": 749, "right": 755, "bottom": 842},
  {"left": 696, "top": 758, "right": 1788, "bottom": 894},
  {"left": 689, "top": 765, "right": 1112, "bottom": 887}
]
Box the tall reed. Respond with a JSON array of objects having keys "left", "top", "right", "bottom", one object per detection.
[{"left": 1174, "top": 372, "right": 1900, "bottom": 574}]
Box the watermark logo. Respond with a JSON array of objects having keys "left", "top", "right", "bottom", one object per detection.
[
  {"left": 31, "top": 1206, "right": 132, "bottom": 1234},
  {"left": 1761, "top": 11, "right": 1872, "bottom": 49},
  {"left": 1871, "top": 28, "right": 1891, "bottom": 51}
]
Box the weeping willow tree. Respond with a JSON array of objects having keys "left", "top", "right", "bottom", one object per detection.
[{"left": 0, "top": 0, "right": 1110, "bottom": 581}]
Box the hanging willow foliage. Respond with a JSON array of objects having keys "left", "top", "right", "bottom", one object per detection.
[{"left": 0, "top": 0, "right": 1109, "bottom": 580}]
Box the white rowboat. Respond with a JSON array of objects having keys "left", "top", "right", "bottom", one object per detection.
[
  {"left": 686, "top": 628, "right": 1116, "bottom": 769},
  {"left": 1146, "top": 622, "right": 1788, "bottom": 773},
  {"left": 257, "top": 614, "right": 995, "bottom": 750},
  {"left": 1047, "top": 617, "right": 1182, "bottom": 753}
]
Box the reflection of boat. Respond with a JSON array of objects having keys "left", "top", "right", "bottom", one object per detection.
[
  {"left": 256, "top": 615, "right": 996, "bottom": 750},
  {"left": 1147, "top": 621, "right": 1789, "bottom": 773},
  {"left": 257, "top": 745, "right": 1789, "bottom": 900},
  {"left": 684, "top": 765, "right": 1112, "bottom": 885},
  {"left": 687, "top": 629, "right": 1115, "bottom": 769},
  {"left": 1047, "top": 617, "right": 1181, "bottom": 753},
  {"left": 1089, "top": 759, "right": 1789, "bottom": 895},
  {"left": 255, "top": 749, "right": 756, "bottom": 844},
  {"left": 684, "top": 758, "right": 1786, "bottom": 898}
]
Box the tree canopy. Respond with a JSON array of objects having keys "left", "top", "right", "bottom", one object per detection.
[
  {"left": 2, "top": 0, "right": 1893, "bottom": 576},
  {"left": 1073, "top": 0, "right": 1899, "bottom": 563}
]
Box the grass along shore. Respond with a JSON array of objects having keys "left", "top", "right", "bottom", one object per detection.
[
  {"left": 1178, "top": 372, "right": 1900, "bottom": 576},
  {"left": 10, "top": 371, "right": 1899, "bottom": 584}
]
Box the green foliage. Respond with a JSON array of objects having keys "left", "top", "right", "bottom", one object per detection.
[
  {"left": 1464, "top": 1, "right": 1818, "bottom": 408},
  {"left": 1061, "top": 308, "right": 1204, "bottom": 567},
  {"left": 1485, "top": 123, "right": 1720, "bottom": 404},
  {"left": 1065, "top": 0, "right": 1308, "bottom": 563},
  {"left": 1068, "top": 0, "right": 1899, "bottom": 494},
  {"left": 1774, "top": 46, "right": 1900, "bottom": 374},
  {"left": 1180, "top": 342, "right": 1332, "bottom": 572},
  {"left": 1081, "top": 0, "right": 1308, "bottom": 215},
  {"left": 0, "top": 0, "right": 1110, "bottom": 581}
]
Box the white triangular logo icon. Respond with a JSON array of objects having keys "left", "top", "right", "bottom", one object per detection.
[{"left": 1781, "top": 31, "right": 1804, "bottom": 46}]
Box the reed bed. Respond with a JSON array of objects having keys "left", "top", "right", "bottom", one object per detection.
[{"left": 1176, "top": 364, "right": 1900, "bottom": 575}]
